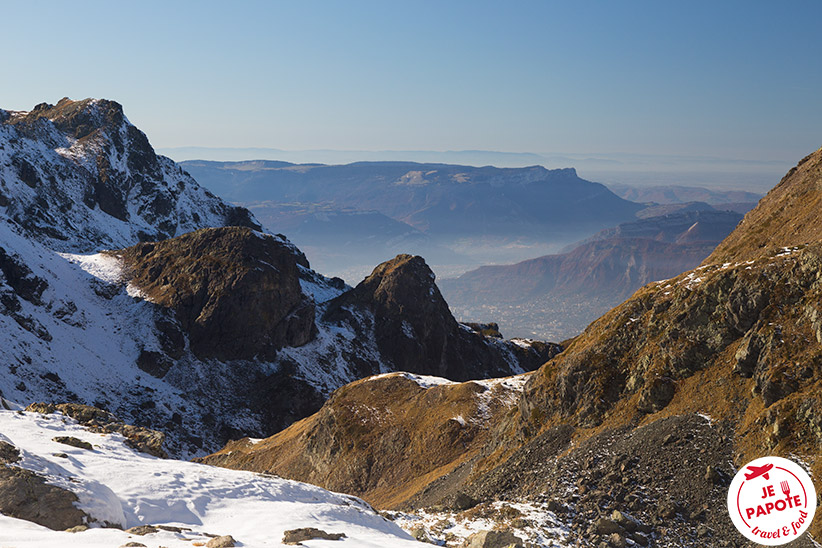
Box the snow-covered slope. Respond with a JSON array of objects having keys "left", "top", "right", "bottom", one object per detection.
[
  {"left": 0, "top": 407, "right": 419, "bottom": 547},
  {"left": 0, "top": 98, "right": 259, "bottom": 252}
]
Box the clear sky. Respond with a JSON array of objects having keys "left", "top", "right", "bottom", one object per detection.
[{"left": 1, "top": 1, "right": 820, "bottom": 170}]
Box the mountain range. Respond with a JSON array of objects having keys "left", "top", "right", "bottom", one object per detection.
[
  {"left": 441, "top": 209, "right": 745, "bottom": 340},
  {"left": 181, "top": 159, "right": 646, "bottom": 279},
  {"left": 200, "top": 146, "right": 822, "bottom": 546},
  {"left": 0, "top": 99, "right": 552, "bottom": 457},
  {"left": 2, "top": 97, "right": 818, "bottom": 547}
]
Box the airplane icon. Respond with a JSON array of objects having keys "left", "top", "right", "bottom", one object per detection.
[{"left": 745, "top": 463, "right": 773, "bottom": 481}]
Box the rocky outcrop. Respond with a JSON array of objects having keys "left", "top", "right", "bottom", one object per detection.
[
  {"left": 0, "top": 466, "right": 89, "bottom": 531},
  {"left": 324, "top": 254, "right": 558, "bottom": 381},
  {"left": 283, "top": 528, "right": 345, "bottom": 544},
  {"left": 119, "top": 227, "right": 316, "bottom": 361},
  {"left": 26, "top": 403, "right": 167, "bottom": 458}
]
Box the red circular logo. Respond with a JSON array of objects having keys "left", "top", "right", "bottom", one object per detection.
[{"left": 727, "top": 456, "right": 817, "bottom": 545}]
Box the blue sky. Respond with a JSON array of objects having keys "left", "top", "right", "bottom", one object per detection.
[{"left": 2, "top": 1, "right": 820, "bottom": 177}]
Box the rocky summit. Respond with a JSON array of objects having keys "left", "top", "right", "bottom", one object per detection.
[
  {"left": 0, "top": 98, "right": 259, "bottom": 252},
  {"left": 324, "top": 254, "right": 559, "bottom": 380},
  {"left": 200, "top": 146, "right": 822, "bottom": 547},
  {"left": 118, "top": 227, "right": 316, "bottom": 361}
]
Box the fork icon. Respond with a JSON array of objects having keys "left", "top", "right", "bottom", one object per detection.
[{"left": 781, "top": 480, "right": 791, "bottom": 498}]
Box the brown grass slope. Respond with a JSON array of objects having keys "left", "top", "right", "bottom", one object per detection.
[
  {"left": 197, "top": 373, "right": 526, "bottom": 509},
  {"left": 706, "top": 146, "right": 822, "bottom": 264}
]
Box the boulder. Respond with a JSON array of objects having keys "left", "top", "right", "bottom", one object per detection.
[
  {"left": 53, "top": 436, "right": 93, "bottom": 450},
  {"left": 0, "top": 466, "right": 88, "bottom": 530},
  {"left": 0, "top": 441, "right": 20, "bottom": 464},
  {"left": 206, "top": 535, "right": 236, "bottom": 548},
  {"left": 283, "top": 528, "right": 346, "bottom": 544},
  {"left": 462, "top": 530, "right": 525, "bottom": 548}
]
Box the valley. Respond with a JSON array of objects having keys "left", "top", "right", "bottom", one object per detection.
[{"left": 0, "top": 96, "right": 817, "bottom": 548}]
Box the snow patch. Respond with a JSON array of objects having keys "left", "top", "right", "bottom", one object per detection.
[{"left": 0, "top": 409, "right": 419, "bottom": 547}]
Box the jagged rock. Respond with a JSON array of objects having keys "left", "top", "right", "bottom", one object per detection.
[
  {"left": 410, "top": 526, "right": 435, "bottom": 544},
  {"left": 0, "top": 466, "right": 89, "bottom": 530},
  {"left": 324, "top": 254, "right": 557, "bottom": 380},
  {"left": 636, "top": 376, "right": 676, "bottom": 414},
  {"left": 282, "top": 528, "right": 345, "bottom": 544},
  {"left": 53, "top": 436, "right": 93, "bottom": 450},
  {"left": 65, "top": 525, "right": 89, "bottom": 533},
  {"left": 136, "top": 349, "right": 174, "bottom": 379},
  {"left": 606, "top": 532, "right": 628, "bottom": 548},
  {"left": 206, "top": 535, "right": 236, "bottom": 548},
  {"left": 125, "top": 525, "right": 159, "bottom": 535},
  {"left": 610, "top": 510, "right": 639, "bottom": 533},
  {"left": 2, "top": 98, "right": 261, "bottom": 251},
  {"left": 593, "top": 517, "right": 623, "bottom": 535},
  {"left": 120, "top": 543, "right": 147, "bottom": 548},
  {"left": 462, "top": 530, "right": 524, "bottom": 548},
  {"left": 733, "top": 333, "right": 761, "bottom": 377},
  {"left": 462, "top": 322, "right": 503, "bottom": 338},
  {"left": 0, "top": 246, "right": 48, "bottom": 304},
  {"left": 0, "top": 441, "right": 20, "bottom": 464},
  {"left": 118, "top": 227, "right": 316, "bottom": 361},
  {"left": 450, "top": 492, "right": 479, "bottom": 511}
]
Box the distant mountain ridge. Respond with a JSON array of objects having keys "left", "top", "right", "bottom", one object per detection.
[
  {"left": 607, "top": 182, "right": 762, "bottom": 206},
  {"left": 182, "top": 159, "right": 646, "bottom": 280},
  {"left": 181, "top": 160, "right": 641, "bottom": 237},
  {"left": 441, "top": 209, "right": 743, "bottom": 340}
]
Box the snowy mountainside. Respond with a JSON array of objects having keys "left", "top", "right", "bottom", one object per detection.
[
  {"left": 0, "top": 218, "right": 547, "bottom": 457},
  {"left": 0, "top": 221, "right": 349, "bottom": 456},
  {"left": 0, "top": 98, "right": 259, "bottom": 252},
  {"left": 0, "top": 407, "right": 421, "bottom": 547},
  {"left": 0, "top": 98, "right": 554, "bottom": 459}
]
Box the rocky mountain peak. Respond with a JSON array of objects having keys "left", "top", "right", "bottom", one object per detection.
[
  {"left": 118, "top": 227, "right": 315, "bottom": 361},
  {"left": 325, "top": 254, "right": 558, "bottom": 381},
  {"left": 348, "top": 253, "right": 443, "bottom": 316},
  {"left": 10, "top": 98, "right": 127, "bottom": 141},
  {"left": 0, "top": 97, "right": 260, "bottom": 252}
]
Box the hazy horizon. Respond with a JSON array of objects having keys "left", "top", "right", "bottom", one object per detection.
[
  {"left": 162, "top": 146, "right": 788, "bottom": 192},
  {"left": 2, "top": 1, "right": 820, "bottom": 181}
]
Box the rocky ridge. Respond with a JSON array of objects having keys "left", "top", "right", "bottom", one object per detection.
[{"left": 0, "top": 98, "right": 259, "bottom": 252}]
